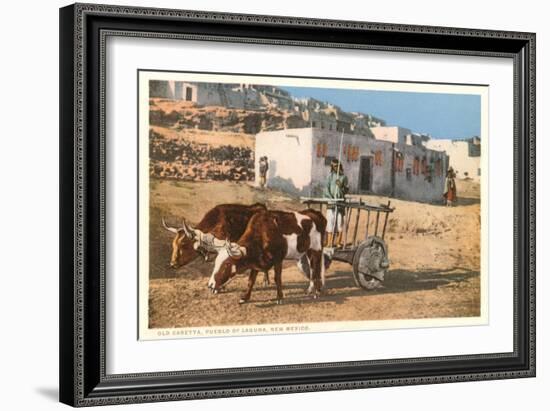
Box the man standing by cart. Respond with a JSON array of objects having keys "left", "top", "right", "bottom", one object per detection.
[{"left": 324, "top": 158, "right": 349, "bottom": 247}]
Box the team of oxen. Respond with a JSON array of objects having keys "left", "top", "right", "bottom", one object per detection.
[{"left": 162, "top": 203, "right": 330, "bottom": 304}]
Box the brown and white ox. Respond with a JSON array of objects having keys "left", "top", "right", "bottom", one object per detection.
[
  {"left": 161, "top": 203, "right": 271, "bottom": 285},
  {"left": 193, "top": 209, "right": 327, "bottom": 304}
]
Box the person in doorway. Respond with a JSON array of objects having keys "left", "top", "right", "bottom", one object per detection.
[
  {"left": 324, "top": 158, "right": 349, "bottom": 247},
  {"left": 259, "top": 156, "right": 269, "bottom": 189},
  {"left": 443, "top": 167, "right": 457, "bottom": 206}
]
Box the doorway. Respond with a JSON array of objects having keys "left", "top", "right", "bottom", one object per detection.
[
  {"left": 359, "top": 156, "right": 373, "bottom": 192},
  {"left": 185, "top": 87, "right": 193, "bottom": 101}
]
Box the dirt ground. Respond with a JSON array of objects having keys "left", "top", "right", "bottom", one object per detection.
[{"left": 147, "top": 178, "right": 481, "bottom": 329}]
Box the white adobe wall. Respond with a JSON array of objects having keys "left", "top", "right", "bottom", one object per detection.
[
  {"left": 195, "top": 83, "right": 223, "bottom": 106},
  {"left": 394, "top": 144, "right": 448, "bottom": 203},
  {"left": 367, "top": 140, "right": 393, "bottom": 195},
  {"left": 255, "top": 128, "right": 314, "bottom": 194},
  {"left": 173, "top": 82, "right": 197, "bottom": 100},
  {"left": 370, "top": 126, "right": 411, "bottom": 144},
  {"left": 309, "top": 130, "right": 392, "bottom": 197},
  {"left": 426, "top": 139, "right": 481, "bottom": 181},
  {"left": 194, "top": 84, "right": 264, "bottom": 109},
  {"left": 166, "top": 81, "right": 177, "bottom": 99},
  {"left": 256, "top": 128, "right": 447, "bottom": 203},
  {"left": 310, "top": 129, "right": 447, "bottom": 203}
]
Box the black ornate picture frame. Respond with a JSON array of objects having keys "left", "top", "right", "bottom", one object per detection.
[{"left": 59, "top": 3, "right": 535, "bottom": 407}]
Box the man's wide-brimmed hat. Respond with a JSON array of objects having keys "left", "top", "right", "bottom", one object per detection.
[{"left": 330, "top": 158, "right": 344, "bottom": 172}]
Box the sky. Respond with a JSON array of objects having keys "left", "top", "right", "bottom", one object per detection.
[{"left": 281, "top": 86, "right": 481, "bottom": 140}]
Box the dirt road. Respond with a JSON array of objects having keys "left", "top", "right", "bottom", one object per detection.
[{"left": 148, "top": 179, "right": 481, "bottom": 328}]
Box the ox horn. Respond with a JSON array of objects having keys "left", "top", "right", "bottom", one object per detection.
[
  {"left": 225, "top": 240, "right": 247, "bottom": 259},
  {"left": 181, "top": 219, "right": 196, "bottom": 239},
  {"left": 161, "top": 218, "right": 179, "bottom": 234}
]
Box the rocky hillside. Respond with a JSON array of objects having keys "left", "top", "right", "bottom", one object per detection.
[
  {"left": 150, "top": 98, "right": 302, "bottom": 135},
  {"left": 147, "top": 97, "right": 379, "bottom": 183},
  {"left": 149, "top": 128, "right": 255, "bottom": 182}
]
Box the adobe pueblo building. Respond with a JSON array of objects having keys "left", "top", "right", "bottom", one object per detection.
[
  {"left": 426, "top": 137, "right": 481, "bottom": 182},
  {"left": 255, "top": 127, "right": 449, "bottom": 203}
]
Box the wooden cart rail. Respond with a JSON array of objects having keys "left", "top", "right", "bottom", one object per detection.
[{"left": 301, "top": 196, "right": 395, "bottom": 248}]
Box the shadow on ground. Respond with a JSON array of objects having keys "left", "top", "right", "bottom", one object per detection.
[
  {"left": 251, "top": 267, "right": 479, "bottom": 308},
  {"left": 454, "top": 196, "right": 480, "bottom": 206}
]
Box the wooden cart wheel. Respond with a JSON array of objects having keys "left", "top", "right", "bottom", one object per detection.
[{"left": 352, "top": 236, "right": 389, "bottom": 290}]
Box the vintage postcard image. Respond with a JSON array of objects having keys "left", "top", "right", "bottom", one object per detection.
[{"left": 138, "top": 71, "right": 488, "bottom": 340}]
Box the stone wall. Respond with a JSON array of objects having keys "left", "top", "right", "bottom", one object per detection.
[{"left": 149, "top": 129, "right": 254, "bottom": 182}]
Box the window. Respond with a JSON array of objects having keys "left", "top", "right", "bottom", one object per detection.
[
  {"left": 345, "top": 145, "right": 355, "bottom": 162},
  {"left": 421, "top": 156, "right": 427, "bottom": 175},
  {"left": 478, "top": 168, "right": 481, "bottom": 176},
  {"left": 394, "top": 151, "right": 404, "bottom": 172},
  {"left": 425, "top": 164, "right": 433, "bottom": 183},
  {"left": 316, "top": 142, "right": 328, "bottom": 158},
  {"left": 316, "top": 142, "right": 323, "bottom": 158},
  {"left": 374, "top": 150, "right": 383, "bottom": 166},
  {"left": 413, "top": 157, "right": 420, "bottom": 175},
  {"left": 352, "top": 146, "right": 359, "bottom": 161}
]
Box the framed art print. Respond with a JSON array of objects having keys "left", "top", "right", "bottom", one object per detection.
[{"left": 59, "top": 3, "right": 535, "bottom": 407}]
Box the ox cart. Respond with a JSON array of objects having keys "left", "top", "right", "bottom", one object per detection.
[{"left": 301, "top": 197, "right": 395, "bottom": 290}]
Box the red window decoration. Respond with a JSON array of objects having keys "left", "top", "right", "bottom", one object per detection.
[
  {"left": 394, "top": 152, "right": 404, "bottom": 172},
  {"left": 316, "top": 142, "right": 329, "bottom": 158},
  {"left": 374, "top": 150, "right": 383, "bottom": 166},
  {"left": 413, "top": 157, "right": 420, "bottom": 175}
]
